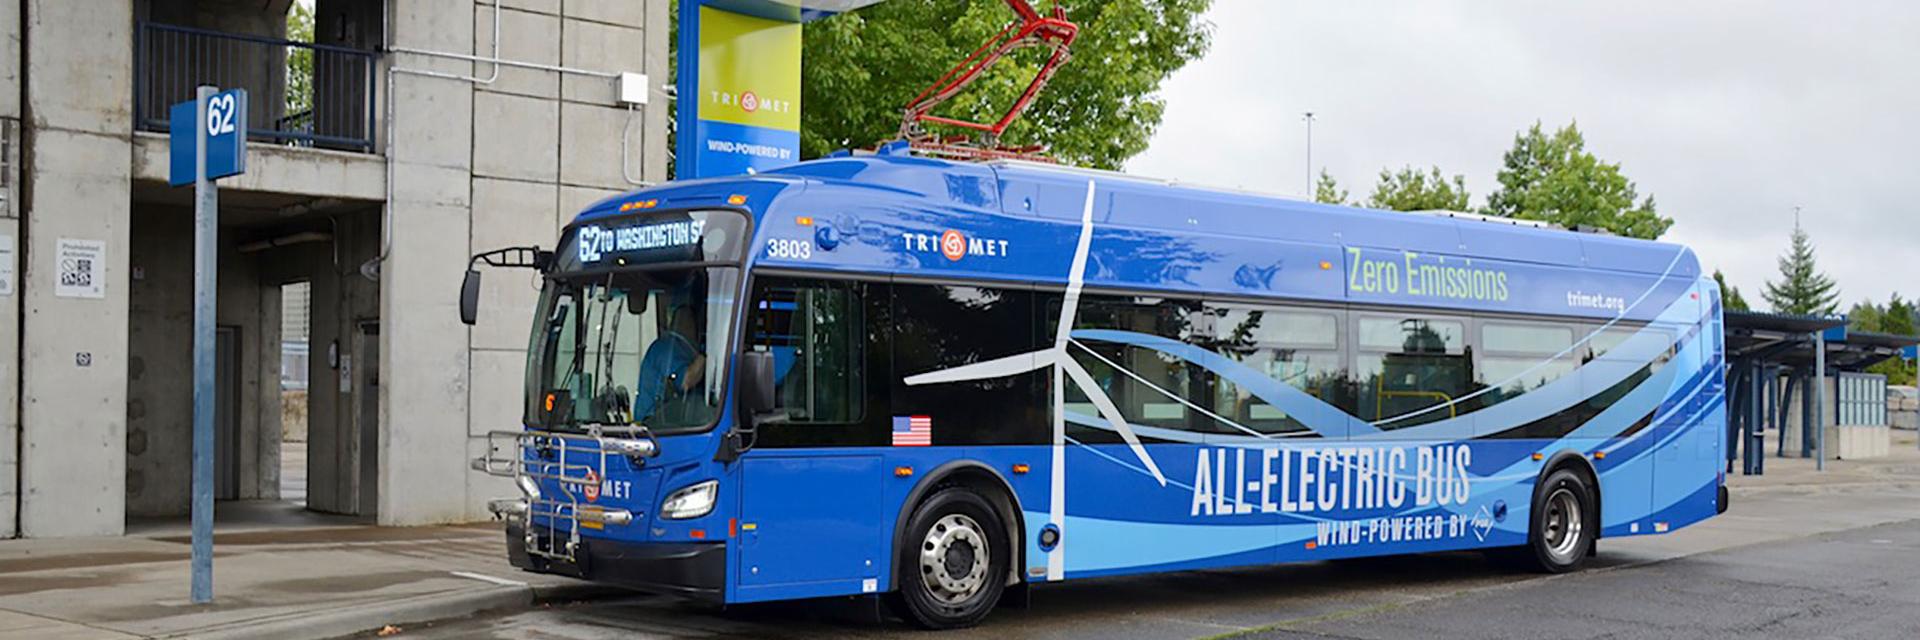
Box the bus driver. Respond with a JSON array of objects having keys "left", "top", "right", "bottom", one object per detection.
[{"left": 634, "top": 303, "right": 706, "bottom": 422}]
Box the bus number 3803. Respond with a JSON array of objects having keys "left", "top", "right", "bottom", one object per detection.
[{"left": 767, "top": 238, "right": 813, "bottom": 260}]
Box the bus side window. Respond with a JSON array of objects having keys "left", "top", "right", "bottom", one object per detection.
[
  {"left": 1585, "top": 322, "right": 1667, "bottom": 415},
  {"left": 1203, "top": 304, "right": 1345, "bottom": 437},
  {"left": 1354, "top": 314, "right": 1473, "bottom": 430},
  {"left": 892, "top": 283, "right": 1045, "bottom": 445},
  {"left": 747, "top": 278, "right": 865, "bottom": 426},
  {"left": 1478, "top": 321, "right": 1578, "bottom": 406},
  {"left": 1057, "top": 295, "right": 1209, "bottom": 441}
]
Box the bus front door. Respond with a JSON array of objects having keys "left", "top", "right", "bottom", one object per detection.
[{"left": 736, "top": 454, "right": 887, "bottom": 598}]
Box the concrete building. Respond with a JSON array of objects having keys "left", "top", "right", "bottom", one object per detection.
[{"left": 1, "top": 0, "right": 671, "bottom": 537}]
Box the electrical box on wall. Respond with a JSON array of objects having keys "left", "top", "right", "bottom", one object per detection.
[{"left": 618, "top": 72, "right": 650, "bottom": 107}]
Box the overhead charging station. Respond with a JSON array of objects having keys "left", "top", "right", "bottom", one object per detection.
[{"left": 675, "top": 0, "right": 888, "bottom": 179}]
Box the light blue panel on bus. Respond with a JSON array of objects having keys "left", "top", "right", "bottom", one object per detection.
[
  {"left": 736, "top": 454, "right": 886, "bottom": 595},
  {"left": 1648, "top": 278, "right": 1721, "bottom": 532}
]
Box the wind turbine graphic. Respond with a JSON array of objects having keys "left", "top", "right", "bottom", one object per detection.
[{"left": 903, "top": 180, "right": 1164, "bottom": 580}]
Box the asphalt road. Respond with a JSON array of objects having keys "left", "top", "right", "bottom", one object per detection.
[
  {"left": 1248, "top": 520, "right": 1920, "bottom": 639},
  {"left": 370, "top": 484, "right": 1920, "bottom": 640}
]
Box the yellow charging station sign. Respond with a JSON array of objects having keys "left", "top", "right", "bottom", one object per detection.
[{"left": 697, "top": 7, "right": 801, "bottom": 133}]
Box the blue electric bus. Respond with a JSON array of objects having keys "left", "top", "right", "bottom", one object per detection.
[{"left": 461, "top": 147, "right": 1727, "bottom": 628}]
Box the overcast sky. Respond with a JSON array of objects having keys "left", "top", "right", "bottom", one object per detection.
[{"left": 1127, "top": 0, "right": 1918, "bottom": 311}]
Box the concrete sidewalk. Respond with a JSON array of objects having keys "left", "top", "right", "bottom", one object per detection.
[
  {"left": 0, "top": 514, "right": 612, "bottom": 640},
  {"left": 1729, "top": 428, "right": 1920, "bottom": 491}
]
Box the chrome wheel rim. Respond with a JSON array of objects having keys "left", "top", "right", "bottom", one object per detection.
[
  {"left": 1543, "top": 486, "right": 1584, "bottom": 563},
  {"left": 919, "top": 513, "right": 990, "bottom": 605}
]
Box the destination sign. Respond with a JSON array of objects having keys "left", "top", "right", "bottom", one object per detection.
[
  {"left": 552, "top": 210, "right": 751, "bottom": 274},
  {"left": 577, "top": 219, "right": 706, "bottom": 264}
]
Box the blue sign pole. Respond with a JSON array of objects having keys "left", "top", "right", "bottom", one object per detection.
[
  {"left": 675, "top": 0, "right": 700, "bottom": 180},
  {"left": 172, "top": 85, "right": 244, "bottom": 604},
  {"left": 190, "top": 85, "right": 218, "bottom": 604}
]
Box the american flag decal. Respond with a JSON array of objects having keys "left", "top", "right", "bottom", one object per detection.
[{"left": 892, "top": 415, "right": 933, "bottom": 446}]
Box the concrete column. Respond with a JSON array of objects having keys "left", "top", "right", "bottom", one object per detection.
[
  {"left": 1, "top": 119, "right": 17, "bottom": 536},
  {"left": 376, "top": 0, "right": 667, "bottom": 525},
  {"left": 378, "top": 0, "right": 483, "bottom": 525},
  {"left": 18, "top": 0, "right": 135, "bottom": 537},
  {"left": 2, "top": 0, "right": 21, "bottom": 536}
]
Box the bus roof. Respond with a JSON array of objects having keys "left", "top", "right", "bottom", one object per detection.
[{"left": 572, "top": 154, "right": 1702, "bottom": 321}]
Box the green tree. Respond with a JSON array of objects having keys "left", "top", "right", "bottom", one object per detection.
[
  {"left": 801, "top": 0, "right": 1213, "bottom": 168},
  {"left": 1870, "top": 359, "right": 1916, "bottom": 386},
  {"left": 1484, "top": 121, "right": 1671, "bottom": 239},
  {"left": 284, "top": 1, "right": 314, "bottom": 116},
  {"left": 1852, "top": 295, "right": 1917, "bottom": 385},
  {"left": 1761, "top": 225, "right": 1840, "bottom": 316},
  {"left": 1313, "top": 168, "right": 1348, "bottom": 205},
  {"left": 1885, "top": 294, "right": 1917, "bottom": 336},
  {"left": 1366, "top": 165, "right": 1469, "bottom": 212},
  {"left": 1877, "top": 294, "right": 1918, "bottom": 385},
  {"left": 1850, "top": 294, "right": 1916, "bottom": 336},
  {"left": 1849, "top": 299, "right": 1885, "bottom": 334},
  {"left": 1712, "top": 269, "right": 1751, "bottom": 311}
]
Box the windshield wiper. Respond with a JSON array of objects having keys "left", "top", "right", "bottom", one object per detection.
[{"left": 553, "top": 275, "right": 634, "bottom": 430}]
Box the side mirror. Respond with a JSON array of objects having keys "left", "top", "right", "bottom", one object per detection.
[
  {"left": 740, "top": 351, "right": 777, "bottom": 417},
  {"left": 459, "top": 269, "right": 482, "bottom": 325}
]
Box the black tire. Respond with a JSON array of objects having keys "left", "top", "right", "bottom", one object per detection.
[
  {"left": 889, "top": 486, "right": 1009, "bottom": 630},
  {"left": 1523, "top": 468, "right": 1597, "bottom": 573}
]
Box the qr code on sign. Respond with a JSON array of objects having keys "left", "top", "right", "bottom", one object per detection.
[{"left": 60, "top": 258, "right": 94, "bottom": 287}]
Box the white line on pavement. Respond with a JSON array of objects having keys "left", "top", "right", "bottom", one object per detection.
[{"left": 450, "top": 571, "right": 528, "bottom": 587}]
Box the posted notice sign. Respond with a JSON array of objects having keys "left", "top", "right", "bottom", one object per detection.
[
  {"left": 54, "top": 238, "right": 106, "bottom": 299},
  {"left": 0, "top": 234, "right": 15, "bottom": 296}
]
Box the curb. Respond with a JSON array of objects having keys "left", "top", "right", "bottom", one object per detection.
[{"left": 160, "top": 581, "right": 628, "bottom": 640}]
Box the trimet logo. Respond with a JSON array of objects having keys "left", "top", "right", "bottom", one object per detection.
[
  {"left": 708, "top": 90, "right": 792, "bottom": 115},
  {"left": 903, "top": 230, "right": 1010, "bottom": 262}
]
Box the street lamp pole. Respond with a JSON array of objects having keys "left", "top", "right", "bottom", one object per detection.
[{"left": 1302, "top": 111, "right": 1316, "bottom": 198}]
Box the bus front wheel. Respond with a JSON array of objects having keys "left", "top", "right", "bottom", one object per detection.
[
  {"left": 891, "top": 486, "right": 1009, "bottom": 629},
  {"left": 1525, "top": 468, "right": 1596, "bottom": 573}
]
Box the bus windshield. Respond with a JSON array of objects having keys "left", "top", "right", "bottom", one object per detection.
[
  {"left": 524, "top": 266, "right": 740, "bottom": 433},
  {"left": 523, "top": 209, "right": 750, "bottom": 433}
]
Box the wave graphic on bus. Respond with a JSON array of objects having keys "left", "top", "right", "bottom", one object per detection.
[{"left": 903, "top": 178, "right": 1718, "bottom": 582}]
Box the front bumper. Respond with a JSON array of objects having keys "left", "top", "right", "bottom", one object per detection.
[{"left": 506, "top": 521, "right": 726, "bottom": 602}]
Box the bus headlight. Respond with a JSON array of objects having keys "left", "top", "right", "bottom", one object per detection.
[{"left": 660, "top": 480, "right": 718, "bottom": 520}]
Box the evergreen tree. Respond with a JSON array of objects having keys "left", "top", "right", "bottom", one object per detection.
[
  {"left": 1314, "top": 168, "right": 1349, "bottom": 205},
  {"left": 1711, "top": 270, "right": 1750, "bottom": 311},
  {"left": 1849, "top": 299, "right": 1884, "bottom": 333},
  {"left": 1886, "top": 293, "right": 1917, "bottom": 336},
  {"left": 1761, "top": 225, "right": 1840, "bottom": 316}
]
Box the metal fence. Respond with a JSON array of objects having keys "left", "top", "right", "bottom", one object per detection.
[
  {"left": 135, "top": 22, "right": 378, "bottom": 152},
  {"left": 1838, "top": 372, "right": 1888, "bottom": 426}
]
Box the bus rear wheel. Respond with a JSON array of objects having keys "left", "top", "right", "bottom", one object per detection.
[
  {"left": 891, "top": 486, "right": 1009, "bottom": 629},
  {"left": 1525, "top": 468, "right": 1596, "bottom": 573}
]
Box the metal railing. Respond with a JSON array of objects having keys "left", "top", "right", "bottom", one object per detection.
[
  {"left": 473, "top": 425, "right": 659, "bottom": 562},
  {"left": 135, "top": 22, "right": 379, "bottom": 152}
]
